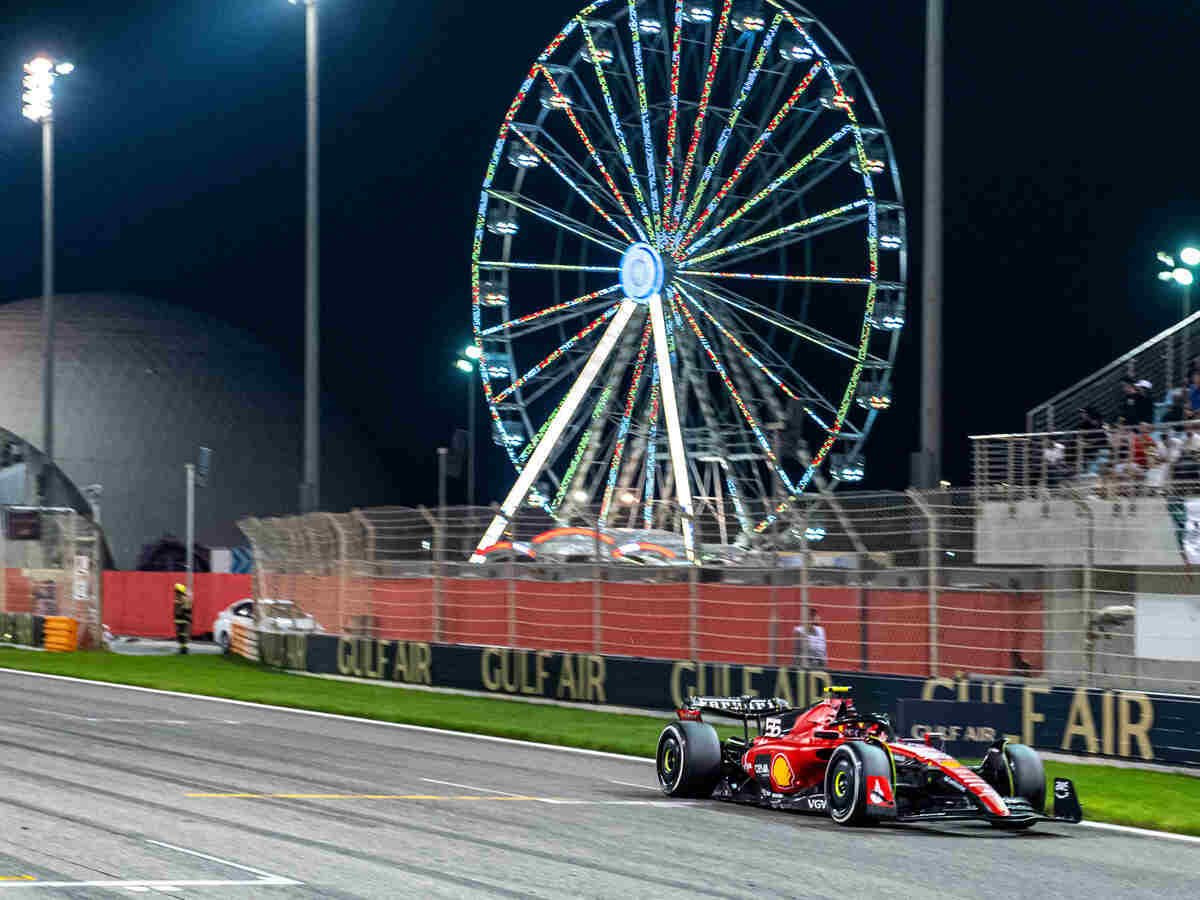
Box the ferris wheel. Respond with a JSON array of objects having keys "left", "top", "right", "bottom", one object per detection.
[{"left": 470, "top": 0, "right": 906, "bottom": 562}]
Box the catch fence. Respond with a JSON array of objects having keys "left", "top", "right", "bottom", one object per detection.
[
  {"left": 240, "top": 489, "right": 1200, "bottom": 696},
  {"left": 0, "top": 506, "right": 104, "bottom": 647}
]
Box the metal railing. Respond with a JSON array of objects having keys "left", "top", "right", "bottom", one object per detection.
[
  {"left": 1026, "top": 308, "right": 1200, "bottom": 433},
  {"left": 0, "top": 506, "right": 104, "bottom": 647},
  {"left": 240, "top": 489, "right": 1200, "bottom": 696},
  {"left": 971, "top": 422, "right": 1200, "bottom": 497}
]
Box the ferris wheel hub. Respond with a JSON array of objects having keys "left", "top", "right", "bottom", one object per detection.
[{"left": 620, "top": 242, "right": 665, "bottom": 304}]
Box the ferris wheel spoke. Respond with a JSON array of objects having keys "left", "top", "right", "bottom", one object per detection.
[
  {"left": 707, "top": 208, "right": 871, "bottom": 273},
  {"left": 676, "top": 12, "right": 784, "bottom": 239},
  {"left": 683, "top": 270, "right": 871, "bottom": 286},
  {"left": 674, "top": 275, "right": 884, "bottom": 368},
  {"left": 683, "top": 199, "right": 868, "bottom": 267},
  {"left": 487, "top": 189, "right": 627, "bottom": 255},
  {"left": 673, "top": 282, "right": 803, "bottom": 402},
  {"left": 577, "top": 18, "right": 658, "bottom": 242},
  {"left": 493, "top": 304, "right": 622, "bottom": 404},
  {"left": 682, "top": 125, "right": 852, "bottom": 256},
  {"left": 641, "top": 364, "right": 661, "bottom": 528},
  {"left": 507, "top": 127, "right": 635, "bottom": 244},
  {"left": 670, "top": 62, "right": 822, "bottom": 260},
  {"left": 480, "top": 283, "right": 623, "bottom": 337},
  {"left": 478, "top": 260, "right": 622, "bottom": 274},
  {"left": 536, "top": 64, "right": 647, "bottom": 242},
  {"left": 662, "top": 0, "right": 685, "bottom": 236},
  {"left": 473, "top": 299, "right": 638, "bottom": 561},
  {"left": 673, "top": 292, "right": 796, "bottom": 496},
  {"left": 625, "top": 0, "right": 663, "bottom": 235},
  {"left": 599, "top": 316, "right": 653, "bottom": 522},
  {"left": 669, "top": 0, "right": 734, "bottom": 237}
]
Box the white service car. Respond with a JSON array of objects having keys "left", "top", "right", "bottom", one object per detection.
[{"left": 212, "top": 598, "right": 322, "bottom": 651}]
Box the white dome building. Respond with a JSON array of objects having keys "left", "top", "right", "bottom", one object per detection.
[{"left": 0, "top": 293, "right": 393, "bottom": 567}]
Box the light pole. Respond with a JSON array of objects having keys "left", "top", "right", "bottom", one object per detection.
[
  {"left": 455, "top": 345, "right": 482, "bottom": 506},
  {"left": 22, "top": 56, "right": 73, "bottom": 504},
  {"left": 1157, "top": 248, "right": 1199, "bottom": 386},
  {"left": 290, "top": 0, "right": 320, "bottom": 513},
  {"left": 918, "top": 0, "right": 944, "bottom": 489}
]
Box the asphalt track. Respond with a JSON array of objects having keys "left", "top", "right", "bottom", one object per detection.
[{"left": 0, "top": 672, "right": 1196, "bottom": 899}]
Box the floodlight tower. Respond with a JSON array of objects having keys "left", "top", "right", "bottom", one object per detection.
[
  {"left": 289, "top": 0, "right": 320, "bottom": 513},
  {"left": 1158, "top": 248, "right": 1199, "bottom": 383},
  {"left": 22, "top": 56, "right": 73, "bottom": 501}
]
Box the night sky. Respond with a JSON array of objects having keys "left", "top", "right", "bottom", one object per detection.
[{"left": 4, "top": 1, "right": 1200, "bottom": 508}]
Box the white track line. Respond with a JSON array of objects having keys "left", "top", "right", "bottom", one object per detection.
[
  {"left": 145, "top": 839, "right": 296, "bottom": 880},
  {"left": 421, "top": 778, "right": 524, "bottom": 798},
  {"left": 608, "top": 779, "right": 659, "bottom": 791},
  {"left": 2, "top": 667, "right": 1195, "bottom": 843},
  {"left": 1076, "top": 821, "right": 1200, "bottom": 844}
]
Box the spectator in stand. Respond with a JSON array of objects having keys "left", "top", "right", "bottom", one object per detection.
[
  {"left": 1135, "top": 379, "right": 1155, "bottom": 424},
  {"left": 1120, "top": 377, "right": 1139, "bottom": 423},
  {"left": 1079, "top": 406, "right": 1107, "bottom": 475},
  {"left": 1190, "top": 371, "right": 1200, "bottom": 416},
  {"left": 793, "top": 613, "right": 827, "bottom": 668},
  {"left": 1162, "top": 388, "right": 1187, "bottom": 425}
]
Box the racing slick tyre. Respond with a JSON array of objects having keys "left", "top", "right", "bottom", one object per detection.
[
  {"left": 1002, "top": 743, "right": 1046, "bottom": 813},
  {"left": 656, "top": 721, "right": 721, "bottom": 798},
  {"left": 825, "top": 742, "right": 894, "bottom": 826}
]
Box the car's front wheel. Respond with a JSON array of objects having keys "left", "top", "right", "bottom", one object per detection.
[{"left": 218, "top": 630, "right": 230, "bottom": 652}]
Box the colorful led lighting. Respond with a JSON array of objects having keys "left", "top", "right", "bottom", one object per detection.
[
  {"left": 642, "top": 364, "right": 661, "bottom": 527},
  {"left": 537, "top": 64, "right": 646, "bottom": 243},
  {"left": 673, "top": 63, "right": 822, "bottom": 258},
  {"left": 627, "top": 1, "right": 663, "bottom": 232},
  {"left": 494, "top": 305, "right": 620, "bottom": 404},
  {"left": 600, "top": 316, "right": 653, "bottom": 521},
  {"left": 507, "top": 128, "right": 634, "bottom": 244},
  {"left": 685, "top": 199, "right": 868, "bottom": 266},
  {"left": 682, "top": 126, "right": 850, "bottom": 257},
  {"left": 678, "top": 14, "right": 783, "bottom": 237},
  {"left": 578, "top": 17, "right": 658, "bottom": 241},
  {"left": 670, "top": 0, "right": 734, "bottom": 235},
  {"left": 481, "top": 284, "right": 622, "bottom": 336},
  {"left": 676, "top": 294, "right": 798, "bottom": 495},
  {"left": 662, "top": 1, "right": 685, "bottom": 235}
]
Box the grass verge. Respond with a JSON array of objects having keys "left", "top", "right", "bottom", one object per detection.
[{"left": 2, "top": 648, "right": 1197, "bottom": 836}]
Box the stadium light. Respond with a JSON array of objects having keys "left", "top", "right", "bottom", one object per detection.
[
  {"left": 455, "top": 347, "right": 478, "bottom": 505},
  {"left": 23, "top": 56, "right": 73, "bottom": 500},
  {"left": 1175, "top": 268, "right": 1195, "bottom": 287},
  {"left": 1182, "top": 247, "right": 1200, "bottom": 267}
]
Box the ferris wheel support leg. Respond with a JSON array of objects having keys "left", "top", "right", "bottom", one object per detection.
[
  {"left": 471, "top": 299, "right": 638, "bottom": 563},
  {"left": 649, "top": 292, "right": 696, "bottom": 564}
]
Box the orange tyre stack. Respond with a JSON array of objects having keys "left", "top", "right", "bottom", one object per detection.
[{"left": 43, "top": 617, "right": 79, "bottom": 652}]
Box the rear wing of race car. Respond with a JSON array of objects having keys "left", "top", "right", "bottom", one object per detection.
[
  {"left": 678, "top": 696, "right": 793, "bottom": 742},
  {"left": 680, "top": 696, "right": 792, "bottom": 720}
]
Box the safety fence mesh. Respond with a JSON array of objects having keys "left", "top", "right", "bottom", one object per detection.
[
  {"left": 240, "top": 488, "right": 1200, "bottom": 695},
  {"left": 0, "top": 506, "right": 104, "bottom": 647}
]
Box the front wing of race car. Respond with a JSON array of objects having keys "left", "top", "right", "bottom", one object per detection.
[{"left": 710, "top": 774, "right": 1082, "bottom": 828}]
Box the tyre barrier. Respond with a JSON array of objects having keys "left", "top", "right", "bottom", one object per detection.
[{"left": 43, "top": 616, "right": 79, "bottom": 652}]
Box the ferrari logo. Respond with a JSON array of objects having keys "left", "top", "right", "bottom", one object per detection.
[{"left": 771, "top": 754, "right": 794, "bottom": 789}]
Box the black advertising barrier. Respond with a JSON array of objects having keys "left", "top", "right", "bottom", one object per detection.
[
  {"left": 0, "top": 612, "right": 44, "bottom": 648},
  {"left": 255, "top": 631, "right": 1200, "bottom": 768},
  {"left": 896, "top": 700, "right": 1022, "bottom": 759}
]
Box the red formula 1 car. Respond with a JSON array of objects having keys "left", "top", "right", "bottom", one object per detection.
[{"left": 656, "top": 688, "right": 1083, "bottom": 830}]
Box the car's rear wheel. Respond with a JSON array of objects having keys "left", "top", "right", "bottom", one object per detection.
[
  {"left": 218, "top": 631, "right": 230, "bottom": 652},
  {"left": 655, "top": 721, "right": 721, "bottom": 798}
]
